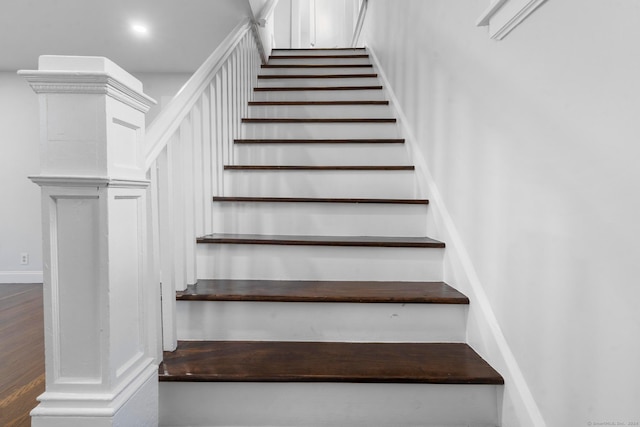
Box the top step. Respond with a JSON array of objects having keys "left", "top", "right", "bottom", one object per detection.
[{"left": 271, "top": 48, "right": 366, "bottom": 57}]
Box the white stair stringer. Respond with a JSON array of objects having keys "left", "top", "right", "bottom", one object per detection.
[
  {"left": 196, "top": 244, "right": 443, "bottom": 281},
  {"left": 211, "top": 200, "right": 428, "bottom": 236},
  {"left": 176, "top": 300, "right": 467, "bottom": 342},
  {"left": 159, "top": 382, "right": 501, "bottom": 427},
  {"left": 234, "top": 140, "right": 410, "bottom": 166},
  {"left": 223, "top": 169, "right": 417, "bottom": 198}
]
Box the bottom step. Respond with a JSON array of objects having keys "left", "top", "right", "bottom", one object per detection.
[
  {"left": 159, "top": 382, "right": 501, "bottom": 427},
  {"left": 159, "top": 341, "right": 502, "bottom": 426}
]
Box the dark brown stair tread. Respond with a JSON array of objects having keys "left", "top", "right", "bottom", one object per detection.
[
  {"left": 262, "top": 64, "right": 373, "bottom": 68},
  {"left": 224, "top": 165, "right": 414, "bottom": 171},
  {"left": 255, "top": 86, "right": 382, "bottom": 91},
  {"left": 177, "top": 280, "right": 468, "bottom": 304},
  {"left": 269, "top": 54, "right": 369, "bottom": 60},
  {"left": 241, "top": 118, "right": 396, "bottom": 123},
  {"left": 234, "top": 138, "right": 403, "bottom": 144},
  {"left": 248, "top": 100, "right": 389, "bottom": 106},
  {"left": 272, "top": 48, "right": 366, "bottom": 51},
  {"left": 212, "top": 196, "right": 427, "bottom": 204},
  {"left": 196, "top": 233, "right": 445, "bottom": 248},
  {"left": 258, "top": 74, "right": 378, "bottom": 79},
  {"left": 159, "top": 341, "right": 503, "bottom": 384}
]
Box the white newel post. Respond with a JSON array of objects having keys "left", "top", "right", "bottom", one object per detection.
[{"left": 19, "top": 56, "right": 160, "bottom": 427}]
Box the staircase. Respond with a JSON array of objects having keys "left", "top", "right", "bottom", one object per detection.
[{"left": 158, "top": 48, "right": 503, "bottom": 427}]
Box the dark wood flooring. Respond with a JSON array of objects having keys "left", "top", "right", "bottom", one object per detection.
[
  {"left": 159, "top": 341, "right": 504, "bottom": 385},
  {"left": 0, "top": 284, "right": 44, "bottom": 427}
]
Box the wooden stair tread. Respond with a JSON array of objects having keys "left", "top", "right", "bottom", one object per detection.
[
  {"left": 212, "top": 196, "right": 427, "bottom": 204},
  {"left": 248, "top": 100, "right": 389, "bottom": 106},
  {"left": 159, "top": 341, "right": 503, "bottom": 384},
  {"left": 272, "top": 48, "right": 367, "bottom": 51},
  {"left": 261, "top": 64, "right": 373, "bottom": 68},
  {"left": 255, "top": 85, "right": 382, "bottom": 91},
  {"left": 176, "top": 280, "right": 468, "bottom": 304},
  {"left": 224, "top": 165, "right": 414, "bottom": 171},
  {"left": 234, "top": 138, "right": 403, "bottom": 144},
  {"left": 196, "top": 233, "right": 445, "bottom": 248},
  {"left": 241, "top": 118, "right": 396, "bottom": 123},
  {"left": 258, "top": 74, "right": 378, "bottom": 79},
  {"left": 269, "top": 54, "right": 369, "bottom": 60}
]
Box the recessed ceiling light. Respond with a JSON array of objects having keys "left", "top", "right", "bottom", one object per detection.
[{"left": 131, "top": 23, "right": 149, "bottom": 36}]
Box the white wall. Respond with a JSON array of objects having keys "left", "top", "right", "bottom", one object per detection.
[
  {"left": 0, "top": 72, "right": 42, "bottom": 283},
  {"left": 133, "top": 73, "right": 191, "bottom": 124},
  {"left": 312, "top": 0, "right": 358, "bottom": 48},
  {"left": 274, "top": 0, "right": 359, "bottom": 49},
  {"left": 0, "top": 72, "right": 189, "bottom": 283},
  {"left": 363, "top": 1, "right": 640, "bottom": 426},
  {"left": 274, "top": 0, "right": 292, "bottom": 48}
]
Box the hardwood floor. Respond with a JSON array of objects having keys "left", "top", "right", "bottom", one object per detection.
[{"left": 0, "top": 284, "right": 44, "bottom": 427}]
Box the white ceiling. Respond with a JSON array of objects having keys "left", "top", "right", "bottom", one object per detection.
[{"left": 0, "top": 0, "right": 252, "bottom": 73}]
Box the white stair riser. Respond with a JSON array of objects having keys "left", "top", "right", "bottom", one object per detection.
[
  {"left": 241, "top": 122, "right": 398, "bottom": 139},
  {"left": 260, "top": 66, "right": 375, "bottom": 76},
  {"left": 257, "top": 77, "right": 379, "bottom": 87},
  {"left": 253, "top": 88, "right": 385, "bottom": 102},
  {"left": 234, "top": 142, "right": 409, "bottom": 166},
  {"left": 212, "top": 201, "right": 427, "bottom": 236},
  {"left": 268, "top": 57, "right": 371, "bottom": 65},
  {"left": 224, "top": 170, "right": 417, "bottom": 198},
  {"left": 271, "top": 49, "right": 366, "bottom": 57},
  {"left": 247, "top": 104, "right": 392, "bottom": 118},
  {"left": 197, "top": 245, "right": 443, "bottom": 281},
  {"left": 159, "top": 383, "right": 500, "bottom": 427},
  {"left": 176, "top": 300, "right": 467, "bottom": 342}
]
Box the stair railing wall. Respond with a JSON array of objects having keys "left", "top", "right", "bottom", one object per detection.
[{"left": 145, "top": 18, "right": 263, "bottom": 351}]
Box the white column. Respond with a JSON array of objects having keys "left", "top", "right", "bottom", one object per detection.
[{"left": 19, "top": 55, "right": 159, "bottom": 427}]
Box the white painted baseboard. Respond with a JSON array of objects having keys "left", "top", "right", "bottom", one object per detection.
[
  {"left": 366, "top": 46, "right": 546, "bottom": 427},
  {"left": 0, "top": 270, "right": 44, "bottom": 283}
]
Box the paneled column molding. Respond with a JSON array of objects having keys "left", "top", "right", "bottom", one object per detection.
[{"left": 19, "top": 56, "right": 159, "bottom": 427}]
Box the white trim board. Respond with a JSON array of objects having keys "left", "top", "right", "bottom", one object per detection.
[
  {"left": 366, "top": 46, "right": 546, "bottom": 427},
  {"left": 476, "top": 0, "right": 549, "bottom": 40},
  {"left": 0, "top": 271, "right": 44, "bottom": 283}
]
